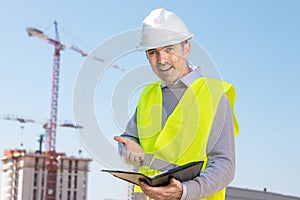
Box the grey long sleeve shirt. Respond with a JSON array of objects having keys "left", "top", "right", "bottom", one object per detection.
[{"left": 120, "top": 67, "right": 236, "bottom": 199}]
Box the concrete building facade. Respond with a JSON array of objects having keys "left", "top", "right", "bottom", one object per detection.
[{"left": 1, "top": 149, "right": 92, "bottom": 200}]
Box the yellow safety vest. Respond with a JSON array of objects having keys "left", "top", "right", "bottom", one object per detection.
[{"left": 136, "top": 77, "right": 239, "bottom": 200}]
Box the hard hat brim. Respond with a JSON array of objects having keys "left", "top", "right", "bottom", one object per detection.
[{"left": 137, "top": 27, "right": 193, "bottom": 51}]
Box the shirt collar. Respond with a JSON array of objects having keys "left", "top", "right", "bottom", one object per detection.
[{"left": 161, "top": 66, "right": 202, "bottom": 88}]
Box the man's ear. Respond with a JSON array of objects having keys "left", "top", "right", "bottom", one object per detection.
[{"left": 184, "top": 42, "right": 191, "bottom": 58}]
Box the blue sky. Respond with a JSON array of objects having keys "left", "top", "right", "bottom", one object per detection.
[{"left": 0, "top": 1, "right": 300, "bottom": 199}]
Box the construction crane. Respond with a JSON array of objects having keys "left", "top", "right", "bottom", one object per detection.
[{"left": 26, "top": 21, "right": 121, "bottom": 200}]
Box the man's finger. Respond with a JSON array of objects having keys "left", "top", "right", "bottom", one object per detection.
[
  {"left": 114, "top": 136, "right": 127, "bottom": 144},
  {"left": 170, "top": 178, "right": 176, "bottom": 184},
  {"left": 128, "top": 152, "right": 133, "bottom": 161},
  {"left": 134, "top": 154, "right": 142, "bottom": 162},
  {"left": 138, "top": 154, "right": 145, "bottom": 161},
  {"left": 125, "top": 151, "right": 131, "bottom": 160}
]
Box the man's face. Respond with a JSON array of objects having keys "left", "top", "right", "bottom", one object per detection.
[{"left": 146, "top": 42, "right": 191, "bottom": 85}]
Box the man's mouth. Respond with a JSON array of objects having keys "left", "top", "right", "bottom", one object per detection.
[{"left": 158, "top": 64, "right": 173, "bottom": 71}]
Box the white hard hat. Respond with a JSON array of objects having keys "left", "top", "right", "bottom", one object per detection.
[{"left": 138, "top": 8, "right": 193, "bottom": 50}]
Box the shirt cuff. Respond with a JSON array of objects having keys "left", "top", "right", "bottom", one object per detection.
[{"left": 180, "top": 183, "right": 187, "bottom": 200}]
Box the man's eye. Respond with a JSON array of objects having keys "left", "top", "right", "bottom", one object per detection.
[
  {"left": 165, "top": 47, "right": 174, "bottom": 52},
  {"left": 148, "top": 51, "right": 157, "bottom": 56}
]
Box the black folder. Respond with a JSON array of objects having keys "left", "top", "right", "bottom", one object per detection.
[{"left": 101, "top": 161, "right": 204, "bottom": 187}]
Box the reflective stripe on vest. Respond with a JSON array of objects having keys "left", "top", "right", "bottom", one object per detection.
[{"left": 135, "top": 77, "right": 239, "bottom": 199}]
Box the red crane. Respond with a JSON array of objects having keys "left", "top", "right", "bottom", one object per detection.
[{"left": 26, "top": 21, "right": 122, "bottom": 200}]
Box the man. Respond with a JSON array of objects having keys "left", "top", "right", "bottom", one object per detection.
[{"left": 114, "top": 8, "right": 239, "bottom": 200}]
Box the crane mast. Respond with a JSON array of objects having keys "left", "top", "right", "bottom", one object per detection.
[
  {"left": 46, "top": 21, "right": 60, "bottom": 200},
  {"left": 27, "top": 22, "right": 78, "bottom": 200},
  {"left": 26, "top": 21, "right": 123, "bottom": 200},
  {"left": 49, "top": 21, "right": 61, "bottom": 153}
]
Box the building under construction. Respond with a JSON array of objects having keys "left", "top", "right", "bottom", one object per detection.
[{"left": 1, "top": 149, "right": 92, "bottom": 200}]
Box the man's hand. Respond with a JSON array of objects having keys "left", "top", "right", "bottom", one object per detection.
[
  {"left": 114, "top": 136, "right": 145, "bottom": 162},
  {"left": 139, "top": 178, "right": 183, "bottom": 200}
]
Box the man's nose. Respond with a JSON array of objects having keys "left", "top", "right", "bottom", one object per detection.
[{"left": 158, "top": 51, "right": 168, "bottom": 64}]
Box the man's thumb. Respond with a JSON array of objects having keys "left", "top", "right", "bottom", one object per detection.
[
  {"left": 114, "top": 136, "right": 126, "bottom": 144},
  {"left": 170, "top": 178, "right": 177, "bottom": 184}
]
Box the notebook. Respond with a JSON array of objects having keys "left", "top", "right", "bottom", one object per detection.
[{"left": 101, "top": 161, "right": 204, "bottom": 187}]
